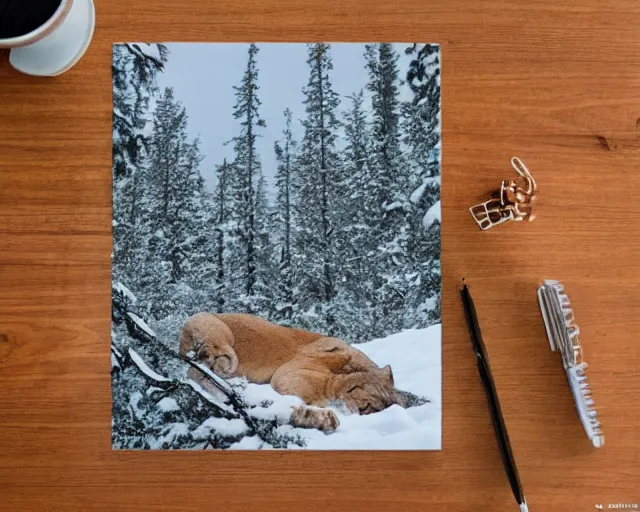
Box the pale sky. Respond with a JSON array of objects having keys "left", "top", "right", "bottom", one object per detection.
[{"left": 156, "top": 43, "right": 416, "bottom": 192}]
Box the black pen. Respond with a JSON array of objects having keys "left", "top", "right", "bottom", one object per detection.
[{"left": 460, "top": 279, "right": 528, "bottom": 512}]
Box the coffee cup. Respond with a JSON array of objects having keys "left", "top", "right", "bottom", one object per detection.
[{"left": 0, "top": 0, "right": 95, "bottom": 76}]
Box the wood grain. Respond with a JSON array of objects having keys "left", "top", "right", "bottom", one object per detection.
[{"left": 1, "top": 0, "right": 639, "bottom": 510}]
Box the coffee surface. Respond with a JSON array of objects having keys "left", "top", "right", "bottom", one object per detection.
[{"left": 0, "top": 0, "right": 62, "bottom": 39}]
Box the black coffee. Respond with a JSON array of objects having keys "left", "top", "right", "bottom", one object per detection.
[{"left": 0, "top": 0, "right": 62, "bottom": 39}]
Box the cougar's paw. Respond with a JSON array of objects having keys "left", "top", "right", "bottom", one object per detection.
[{"left": 290, "top": 405, "right": 340, "bottom": 434}]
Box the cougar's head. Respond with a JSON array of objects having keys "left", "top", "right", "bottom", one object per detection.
[{"left": 335, "top": 365, "right": 408, "bottom": 415}]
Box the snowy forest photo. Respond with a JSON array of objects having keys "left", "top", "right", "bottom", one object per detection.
[{"left": 111, "top": 43, "right": 442, "bottom": 450}]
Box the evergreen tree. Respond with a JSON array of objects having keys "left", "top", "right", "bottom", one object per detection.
[
  {"left": 142, "top": 87, "right": 211, "bottom": 318},
  {"left": 273, "top": 109, "right": 297, "bottom": 319},
  {"left": 364, "top": 43, "right": 404, "bottom": 208},
  {"left": 112, "top": 43, "right": 168, "bottom": 180},
  {"left": 213, "top": 159, "right": 232, "bottom": 311},
  {"left": 342, "top": 90, "right": 376, "bottom": 243},
  {"left": 363, "top": 43, "right": 408, "bottom": 333},
  {"left": 227, "top": 44, "right": 268, "bottom": 313},
  {"left": 253, "top": 171, "right": 274, "bottom": 312},
  {"left": 402, "top": 43, "right": 441, "bottom": 188},
  {"left": 112, "top": 43, "right": 168, "bottom": 283},
  {"left": 337, "top": 90, "right": 379, "bottom": 339},
  {"left": 402, "top": 44, "right": 442, "bottom": 327},
  {"left": 295, "top": 43, "right": 342, "bottom": 333}
]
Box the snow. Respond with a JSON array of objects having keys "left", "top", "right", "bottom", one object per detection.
[
  {"left": 358, "top": 327, "right": 441, "bottom": 399},
  {"left": 228, "top": 436, "right": 262, "bottom": 450},
  {"left": 185, "top": 379, "right": 235, "bottom": 414},
  {"left": 422, "top": 200, "right": 441, "bottom": 229},
  {"left": 114, "top": 282, "right": 137, "bottom": 304},
  {"left": 156, "top": 397, "right": 180, "bottom": 413},
  {"left": 192, "top": 417, "right": 248, "bottom": 440},
  {"left": 246, "top": 385, "right": 303, "bottom": 422},
  {"left": 410, "top": 182, "right": 428, "bottom": 203},
  {"left": 148, "top": 423, "right": 190, "bottom": 449},
  {"left": 111, "top": 352, "right": 120, "bottom": 370},
  {"left": 383, "top": 200, "right": 404, "bottom": 212},
  {"left": 128, "top": 348, "right": 171, "bottom": 383},
  {"left": 113, "top": 107, "right": 129, "bottom": 123},
  {"left": 110, "top": 338, "right": 122, "bottom": 358},
  {"left": 418, "top": 296, "right": 438, "bottom": 313},
  {"left": 128, "top": 391, "right": 144, "bottom": 419},
  {"left": 410, "top": 177, "right": 440, "bottom": 204},
  {"left": 191, "top": 361, "right": 234, "bottom": 394},
  {"left": 231, "top": 325, "right": 441, "bottom": 450},
  {"left": 244, "top": 381, "right": 301, "bottom": 408},
  {"left": 295, "top": 326, "right": 441, "bottom": 450},
  {"left": 127, "top": 312, "right": 156, "bottom": 337},
  {"left": 131, "top": 43, "right": 162, "bottom": 62}
]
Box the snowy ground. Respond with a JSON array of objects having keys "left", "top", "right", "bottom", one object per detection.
[{"left": 223, "top": 324, "right": 442, "bottom": 450}]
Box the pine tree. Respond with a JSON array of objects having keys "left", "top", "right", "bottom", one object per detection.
[
  {"left": 295, "top": 43, "right": 342, "bottom": 333},
  {"left": 212, "top": 159, "right": 231, "bottom": 311},
  {"left": 112, "top": 43, "right": 168, "bottom": 180},
  {"left": 273, "top": 109, "right": 297, "bottom": 319},
  {"left": 337, "top": 90, "right": 379, "bottom": 338},
  {"left": 227, "top": 44, "right": 267, "bottom": 313},
  {"left": 402, "top": 44, "right": 442, "bottom": 327},
  {"left": 253, "top": 171, "right": 274, "bottom": 313},
  {"left": 142, "top": 87, "right": 211, "bottom": 318},
  {"left": 112, "top": 44, "right": 168, "bottom": 284},
  {"left": 364, "top": 43, "right": 404, "bottom": 208},
  {"left": 363, "top": 43, "right": 408, "bottom": 334},
  {"left": 403, "top": 44, "right": 441, "bottom": 189},
  {"left": 342, "top": 90, "right": 376, "bottom": 238}
]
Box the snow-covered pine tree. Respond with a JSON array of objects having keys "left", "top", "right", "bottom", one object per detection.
[
  {"left": 294, "top": 43, "right": 343, "bottom": 335},
  {"left": 253, "top": 171, "right": 275, "bottom": 316},
  {"left": 142, "top": 87, "right": 212, "bottom": 318},
  {"left": 212, "top": 158, "right": 232, "bottom": 311},
  {"left": 363, "top": 43, "right": 409, "bottom": 334},
  {"left": 272, "top": 109, "right": 298, "bottom": 321},
  {"left": 112, "top": 43, "right": 168, "bottom": 285},
  {"left": 227, "top": 43, "right": 269, "bottom": 314},
  {"left": 173, "top": 138, "right": 217, "bottom": 313},
  {"left": 335, "top": 90, "right": 383, "bottom": 340},
  {"left": 364, "top": 43, "right": 404, "bottom": 208},
  {"left": 401, "top": 44, "right": 442, "bottom": 327},
  {"left": 112, "top": 43, "right": 168, "bottom": 180},
  {"left": 402, "top": 44, "right": 440, "bottom": 187}
]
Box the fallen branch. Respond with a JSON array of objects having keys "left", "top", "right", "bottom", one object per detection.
[
  {"left": 124, "top": 346, "right": 236, "bottom": 414},
  {"left": 112, "top": 285, "right": 259, "bottom": 433},
  {"left": 177, "top": 355, "right": 258, "bottom": 431}
]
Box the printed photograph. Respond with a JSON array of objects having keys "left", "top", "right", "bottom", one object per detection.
[{"left": 111, "top": 42, "right": 442, "bottom": 450}]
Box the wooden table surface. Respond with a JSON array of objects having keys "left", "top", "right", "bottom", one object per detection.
[{"left": 1, "top": 0, "right": 639, "bottom": 510}]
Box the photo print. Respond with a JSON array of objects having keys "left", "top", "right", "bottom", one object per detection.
[{"left": 111, "top": 42, "right": 441, "bottom": 450}]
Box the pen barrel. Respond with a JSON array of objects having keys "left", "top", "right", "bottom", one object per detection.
[{"left": 460, "top": 283, "right": 526, "bottom": 509}]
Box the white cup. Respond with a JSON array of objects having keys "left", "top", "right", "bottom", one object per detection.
[{"left": 0, "top": 0, "right": 95, "bottom": 76}]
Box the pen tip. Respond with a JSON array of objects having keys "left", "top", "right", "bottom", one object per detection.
[{"left": 519, "top": 499, "right": 528, "bottom": 512}]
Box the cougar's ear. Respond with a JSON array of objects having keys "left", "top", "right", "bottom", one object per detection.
[{"left": 382, "top": 365, "right": 394, "bottom": 385}]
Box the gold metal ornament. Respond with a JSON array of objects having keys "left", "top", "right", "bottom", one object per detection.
[{"left": 469, "top": 157, "right": 537, "bottom": 231}]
